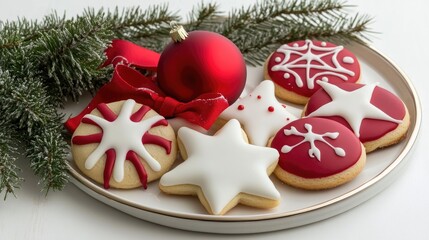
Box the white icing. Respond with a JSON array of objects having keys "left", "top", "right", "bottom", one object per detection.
[
  {"left": 281, "top": 123, "right": 345, "bottom": 161},
  {"left": 220, "top": 80, "right": 297, "bottom": 146},
  {"left": 160, "top": 119, "right": 280, "bottom": 215},
  {"left": 284, "top": 73, "right": 290, "bottom": 79},
  {"left": 275, "top": 57, "right": 281, "bottom": 62},
  {"left": 307, "top": 81, "right": 402, "bottom": 137},
  {"left": 271, "top": 40, "right": 356, "bottom": 89},
  {"left": 83, "top": 99, "right": 163, "bottom": 182},
  {"left": 343, "top": 56, "right": 354, "bottom": 64}
]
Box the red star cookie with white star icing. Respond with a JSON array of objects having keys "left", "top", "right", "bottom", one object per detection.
[
  {"left": 264, "top": 39, "right": 361, "bottom": 105},
  {"left": 303, "top": 81, "right": 410, "bottom": 152},
  {"left": 159, "top": 119, "right": 280, "bottom": 215},
  {"left": 220, "top": 80, "right": 297, "bottom": 146}
]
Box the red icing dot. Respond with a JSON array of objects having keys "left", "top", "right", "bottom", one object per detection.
[
  {"left": 268, "top": 106, "right": 274, "bottom": 112},
  {"left": 238, "top": 105, "right": 245, "bottom": 110},
  {"left": 282, "top": 104, "right": 287, "bottom": 108},
  {"left": 257, "top": 95, "right": 262, "bottom": 99},
  {"left": 286, "top": 118, "right": 290, "bottom": 121}
]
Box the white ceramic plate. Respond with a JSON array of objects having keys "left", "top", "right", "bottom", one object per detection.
[{"left": 65, "top": 43, "right": 421, "bottom": 234}]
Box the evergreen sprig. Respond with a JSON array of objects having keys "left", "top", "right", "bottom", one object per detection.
[
  {"left": 216, "top": 0, "right": 373, "bottom": 65},
  {"left": 0, "top": 115, "right": 22, "bottom": 200},
  {"left": 0, "top": 70, "right": 69, "bottom": 196},
  {"left": 0, "top": 0, "right": 372, "bottom": 198}
]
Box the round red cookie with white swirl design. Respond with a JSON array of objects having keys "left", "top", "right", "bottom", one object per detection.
[
  {"left": 303, "top": 81, "right": 410, "bottom": 153},
  {"left": 71, "top": 99, "right": 177, "bottom": 189},
  {"left": 270, "top": 117, "right": 366, "bottom": 190},
  {"left": 264, "top": 39, "right": 360, "bottom": 105}
]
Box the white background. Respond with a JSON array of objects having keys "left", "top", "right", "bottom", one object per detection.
[{"left": 0, "top": 0, "right": 427, "bottom": 239}]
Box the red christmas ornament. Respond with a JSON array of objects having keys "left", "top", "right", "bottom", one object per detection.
[{"left": 157, "top": 22, "right": 246, "bottom": 104}]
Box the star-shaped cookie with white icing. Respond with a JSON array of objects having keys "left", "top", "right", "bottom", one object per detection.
[
  {"left": 159, "top": 119, "right": 280, "bottom": 215},
  {"left": 220, "top": 80, "right": 297, "bottom": 146}
]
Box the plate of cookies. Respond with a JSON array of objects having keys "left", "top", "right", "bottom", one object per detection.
[{"left": 64, "top": 39, "right": 421, "bottom": 234}]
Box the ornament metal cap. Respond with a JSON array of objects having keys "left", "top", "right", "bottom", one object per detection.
[{"left": 169, "top": 21, "right": 188, "bottom": 42}]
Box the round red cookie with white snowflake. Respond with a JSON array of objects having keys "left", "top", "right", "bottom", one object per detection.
[
  {"left": 71, "top": 99, "right": 177, "bottom": 189},
  {"left": 270, "top": 117, "right": 366, "bottom": 190},
  {"left": 264, "top": 39, "right": 360, "bottom": 105},
  {"left": 303, "top": 81, "right": 410, "bottom": 153}
]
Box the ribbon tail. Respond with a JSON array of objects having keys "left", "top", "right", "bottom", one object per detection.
[
  {"left": 100, "top": 39, "right": 160, "bottom": 71},
  {"left": 175, "top": 93, "right": 229, "bottom": 130}
]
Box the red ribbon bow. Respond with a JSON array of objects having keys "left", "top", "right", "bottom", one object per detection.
[{"left": 65, "top": 40, "right": 229, "bottom": 133}]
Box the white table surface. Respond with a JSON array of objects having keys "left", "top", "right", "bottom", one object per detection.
[{"left": 1, "top": 0, "right": 427, "bottom": 239}]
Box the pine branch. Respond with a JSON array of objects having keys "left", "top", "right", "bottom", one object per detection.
[
  {"left": 0, "top": 70, "right": 68, "bottom": 194},
  {"left": 216, "top": 0, "right": 347, "bottom": 37},
  {"left": 220, "top": 0, "right": 373, "bottom": 66},
  {"left": 185, "top": 2, "right": 222, "bottom": 31},
  {"left": 307, "top": 14, "right": 374, "bottom": 44},
  {"left": 27, "top": 126, "right": 69, "bottom": 193},
  {"left": 2, "top": 6, "right": 180, "bottom": 105},
  {"left": 0, "top": 119, "right": 22, "bottom": 200},
  {"left": 0, "top": 13, "right": 67, "bottom": 50},
  {"left": 108, "top": 5, "right": 179, "bottom": 51},
  {"left": 32, "top": 9, "right": 114, "bottom": 104}
]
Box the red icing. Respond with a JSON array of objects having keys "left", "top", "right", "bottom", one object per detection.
[
  {"left": 72, "top": 133, "right": 103, "bottom": 145},
  {"left": 238, "top": 105, "right": 245, "bottom": 110},
  {"left": 96, "top": 103, "right": 117, "bottom": 121},
  {"left": 257, "top": 95, "right": 262, "bottom": 99},
  {"left": 267, "top": 40, "right": 360, "bottom": 97},
  {"left": 104, "top": 149, "right": 115, "bottom": 189},
  {"left": 126, "top": 151, "right": 148, "bottom": 189},
  {"left": 151, "top": 119, "right": 168, "bottom": 128},
  {"left": 305, "top": 83, "right": 406, "bottom": 142},
  {"left": 271, "top": 118, "right": 362, "bottom": 178},
  {"left": 142, "top": 132, "right": 172, "bottom": 154},
  {"left": 72, "top": 102, "right": 172, "bottom": 189},
  {"left": 130, "top": 105, "right": 151, "bottom": 122},
  {"left": 268, "top": 106, "right": 274, "bottom": 112},
  {"left": 81, "top": 117, "right": 98, "bottom": 126}
]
